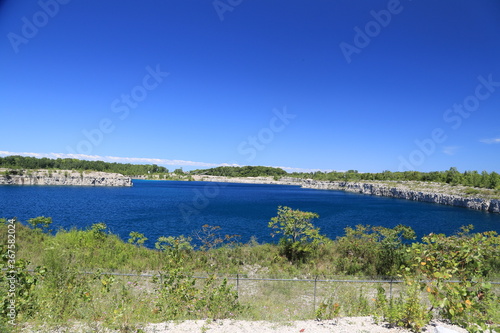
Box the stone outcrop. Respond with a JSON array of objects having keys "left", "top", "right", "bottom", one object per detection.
[
  {"left": 301, "top": 180, "right": 500, "bottom": 213},
  {"left": 190, "top": 175, "right": 499, "bottom": 213},
  {"left": 191, "top": 175, "right": 303, "bottom": 185},
  {"left": 0, "top": 169, "right": 132, "bottom": 187}
]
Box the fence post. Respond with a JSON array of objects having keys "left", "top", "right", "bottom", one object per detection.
[
  {"left": 389, "top": 278, "right": 393, "bottom": 299},
  {"left": 313, "top": 276, "right": 318, "bottom": 314},
  {"left": 236, "top": 273, "right": 239, "bottom": 297}
]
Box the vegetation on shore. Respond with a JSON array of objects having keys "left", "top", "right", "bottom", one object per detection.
[
  {"left": 289, "top": 167, "right": 500, "bottom": 190},
  {"left": 2, "top": 156, "right": 499, "bottom": 192},
  {"left": 1, "top": 208, "right": 499, "bottom": 332},
  {"left": 192, "top": 166, "right": 500, "bottom": 191},
  {"left": 0, "top": 156, "right": 169, "bottom": 177},
  {"left": 191, "top": 166, "right": 288, "bottom": 178}
]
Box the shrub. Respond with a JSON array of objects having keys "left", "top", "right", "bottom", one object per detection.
[
  {"left": 27, "top": 216, "right": 53, "bottom": 233},
  {"left": 268, "top": 206, "right": 325, "bottom": 262},
  {"left": 373, "top": 278, "right": 430, "bottom": 333},
  {"left": 315, "top": 300, "right": 341, "bottom": 321},
  {"left": 153, "top": 255, "right": 242, "bottom": 320},
  {"left": 402, "top": 226, "right": 500, "bottom": 332},
  {"left": 128, "top": 231, "right": 148, "bottom": 247},
  {"left": 334, "top": 225, "right": 415, "bottom": 276}
]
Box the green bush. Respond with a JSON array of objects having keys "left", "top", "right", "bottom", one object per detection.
[
  {"left": 373, "top": 279, "right": 430, "bottom": 333},
  {"left": 334, "top": 225, "right": 415, "bottom": 276},
  {"left": 403, "top": 227, "right": 500, "bottom": 332},
  {"left": 153, "top": 256, "right": 242, "bottom": 320}
]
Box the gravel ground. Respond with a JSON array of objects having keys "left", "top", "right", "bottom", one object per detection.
[
  {"left": 142, "top": 318, "right": 469, "bottom": 333},
  {"left": 19, "top": 318, "right": 473, "bottom": 333}
]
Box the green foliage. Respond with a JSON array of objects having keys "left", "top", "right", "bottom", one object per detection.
[
  {"left": 315, "top": 300, "right": 341, "bottom": 321},
  {"left": 0, "top": 155, "right": 168, "bottom": 176},
  {"left": 27, "top": 216, "right": 52, "bottom": 233},
  {"left": 290, "top": 167, "right": 500, "bottom": 190},
  {"left": 155, "top": 235, "right": 193, "bottom": 253},
  {"left": 334, "top": 225, "right": 415, "bottom": 276},
  {"left": 155, "top": 235, "right": 194, "bottom": 267},
  {"left": 402, "top": 227, "right": 500, "bottom": 332},
  {"left": 373, "top": 279, "right": 431, "bottom": 332},
  {"left": 128, "top": 231, "right": 148, "bottom": 247},
  {"left": 153, "top": 256, "right": 242, "bottom": 320},
  {"left": 464, "top": 187, "right": 481, "bottom": 196},
  {"left": 173, "top": 168, "right": 184, "bottom": 175},
  {"left": 0, "top": 257, "right": 45, "bottom": 324},
  {"left": 38, "top": 248, "right": 91, "bottom": 321},
  {"left": 90, "top": 222, "right": 108, "bottom": 239},
  {"left": 191, "top": 165, "right": 287, "bottom": 178},
  {"left": 268, "top": 206, "right": 324, "bottom": 262}
]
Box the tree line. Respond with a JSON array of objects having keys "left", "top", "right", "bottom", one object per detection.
[
  {"left": 289, "top": 167, "right": 500, "bottom": 190},
  {"left": 0, "top": 155, "right": 168, "bottom": 176},
  {"left": 191, "top": 165, "right": 288, "bottom": 178},
  {"left": 2, "top": 156, "right": 498, "bottom": 190}
]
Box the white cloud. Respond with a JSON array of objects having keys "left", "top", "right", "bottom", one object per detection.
[
  {"left": 442, "top": 146, "right": 460, "bottom": 155},
  {"left": 480, "top": 137, "right": 500, "bottom": 144}
]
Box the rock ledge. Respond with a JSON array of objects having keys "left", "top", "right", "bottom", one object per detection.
[{"left": 0, "top": 169, "right": 132, "bottom": 187}]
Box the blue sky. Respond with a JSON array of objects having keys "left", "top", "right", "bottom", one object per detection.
[{"left": 1, "top": 0, "right": 499, "bottom": 173}]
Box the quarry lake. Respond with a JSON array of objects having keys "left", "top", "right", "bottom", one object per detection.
[{"left": 1, "top": 179, "right": 500, "bottom": 248}]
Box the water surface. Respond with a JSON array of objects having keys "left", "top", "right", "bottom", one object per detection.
[{"left": 1, "top": 180, "right": 499, "bottom": 248}]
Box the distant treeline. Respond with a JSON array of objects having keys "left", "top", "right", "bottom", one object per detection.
[
  {"left": 2, "top": 156, "right": 498, "bottom": 190},
  {"left": 289, "top": 167, "right": 500, "bottom": 190},
  {"left": 191, "top": 166, "right": 288, "bottom": 178},
  {"left": 0, "top": 155, "right": 169, "bottom": 176}
]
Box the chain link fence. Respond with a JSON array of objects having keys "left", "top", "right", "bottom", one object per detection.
[{"left": 65, "top": 270, "right": 500, "bottom": 319}]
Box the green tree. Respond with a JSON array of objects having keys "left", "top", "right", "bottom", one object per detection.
[
  {"left": 445, "top": 167, "right": 462, "bottom": 185},
  {"left": 268, "top": 206, "right": 324, "bottom": 262},
  {"left": 173, "top": 168, "right": 184, "bottom": 175},
  {"left": 490, "top": 171, "right": 500, "bottom": 189}
]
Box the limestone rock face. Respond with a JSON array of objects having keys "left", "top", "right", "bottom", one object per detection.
[
  {"left": 301, "top": 180, "right": 499, "bottom": 213},
  {"left": 191, "top": 175, "right": 303, "bottom": 185},
  {"left": 0, "top": 169, "right": 132, "bottom": 187},
  {"left": 189, "top": 176, "right": 499, "bottom": 213},
  {"left": 489, "top": 200, "right": 500, "bottom": 213}
]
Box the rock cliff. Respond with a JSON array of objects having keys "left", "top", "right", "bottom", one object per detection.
[
  {"left": 0, "top": 169, "right": 132, "bottom": 187},
  {"left": 301, "top": 180, "right": 500, "bottom": 213},
  {"left": 191, "top": 175, "right": 303, "bottom": 185},
  {"left": 190, "top": 175, "right": 499, "bottom": 213}
]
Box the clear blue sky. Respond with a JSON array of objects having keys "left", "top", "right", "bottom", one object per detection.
[{"left": 1, "top": 0, "right": 499, "bottom": 173}]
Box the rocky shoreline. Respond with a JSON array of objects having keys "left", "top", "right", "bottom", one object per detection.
[
  {"left": 0, "top": 169, "right": 132, "bottom": 187},
  {"left": 192, "top": 175, "right": 500, "bottom": 213},
  {"left": 301, "top": 179, "right": 500, "bottom": 213},
  {"left": 2, "top": 171, "right": 499, "bottom": 212}
]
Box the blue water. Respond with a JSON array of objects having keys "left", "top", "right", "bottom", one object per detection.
[{"left": 1, "top": 180, "right": 499, "bottom": 248}]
